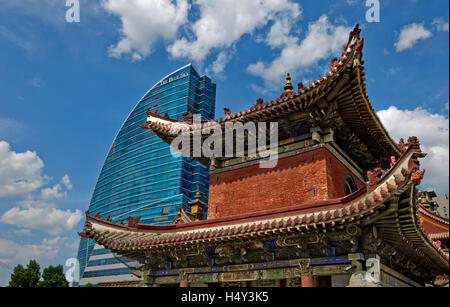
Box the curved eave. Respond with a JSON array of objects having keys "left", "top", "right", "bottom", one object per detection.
[
  {"left": 410, "top": 194, "right": 449, "bottom": 270},
  {"left": 335, "top": 64, "right": 400, "bottom": 167},
  {"left": 418, "top": 205, "right": 449, "bottom": 240},
  {"left": 141, "top": 26, "right": 400, "bottom": 167}
]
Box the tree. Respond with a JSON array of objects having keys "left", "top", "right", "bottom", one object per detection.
[
  {"left": 9, "top": 260, "right": 41, "bottom": 287},
  {"left": 8, "top": 264, "right": 26, "bottom": 287},
  {"left": 39, "top": 265, "right": 69, "bottom": 287},
  {"left": 24, "top": 260, "right": 41, "bottom": 287}
]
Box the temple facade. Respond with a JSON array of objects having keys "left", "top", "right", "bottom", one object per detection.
[{"left": 79, "top": 25, "right": 449, "bottom": 287}]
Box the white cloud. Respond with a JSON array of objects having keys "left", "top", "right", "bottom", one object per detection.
[
  {"left": 40, "top": 174, "right": 72, "bottom": 200},
  {"left": 61, "top": 174, "right": 72, "bottom": 190},
  {"left": 265, "top": 15, "right": 300, "bottom": 49},
  {"left": 0, "top": 141, "right": 79, "bottom": 234},
  {"left": 40, "top": 184, "right": 66, "bottom": 200},
  {"left": 207, "top": 50, "right": 235, "bottom": 77},
  {"left": 168, "top": 0, "right": 301, "bottom": 63},
  {"left": 1, "top": 207, "right": 83, "bottom": 235},
  {"left": 247, "top": 15, "right": 352, "bottom": 89},
  {"left": 432, "top": 17, "right": 449, "bottom": 32},
  {"left": 0, "top": 141, "right": 48, "bottom": 197},
  {"left": 394, "top": 23, "right": 432, "bottom": 52},
  {"left": 377, "top": 106, "right": 449, "bottom": 194},
  {"left": 15, "top": 198, "right": 56, "bottom": 209},
  {"left": 249, "top": 83, "right": 271, "bottom": 96},
  {"left": 103, "top": 0, "right": 302, "bottom": 72},
  {"left": 101, "top": 0, "right": 189, "bottom": 60},
  {"left": 0, "top": 236, "right": 71, "bottom": 265}
]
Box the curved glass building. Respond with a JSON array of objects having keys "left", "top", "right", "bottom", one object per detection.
[{"left": 75, "top": 64, "right": 216, "bottom": 286}]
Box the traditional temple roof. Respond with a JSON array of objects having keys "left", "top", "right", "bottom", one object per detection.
[
  {"left": 79, "top": 139, "right": 448, "bottom": 276},
  {"left": 418, "top": 205, "right": 449, "bottom": 240},
  {"left": 140, "top": 25, "right": 400, "bottom": 170}
]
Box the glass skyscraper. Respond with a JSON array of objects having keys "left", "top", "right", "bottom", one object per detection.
[{"left": 75, "top": 64, "right": 216, "bottom": 286}]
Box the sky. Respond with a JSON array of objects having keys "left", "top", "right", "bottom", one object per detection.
[{"left": 0, "top": 0, "right": 448, "bottom": 286}]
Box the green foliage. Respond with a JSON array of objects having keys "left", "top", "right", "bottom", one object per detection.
[
  {"left": 8, "top": 260, "right": 40, "bottom": 287},
  {"left": 9, "top": 260, "right": 69, "bottom": 287},
  {"left": 84, "top": 283, "right": 95, "bottom": 287},
  {"left": 25, "top": 260, "right": 41, "bottom": 287},
  {"left": 8, "top": 264, "right": 26, "bottom": 287},
  {"left": 39, "top": 265, "right": 69, "bottom": 287}
]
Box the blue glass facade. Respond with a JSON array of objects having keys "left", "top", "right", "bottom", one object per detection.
[{"left": 75, "top": 64, "right": 215, "bottom": 286}]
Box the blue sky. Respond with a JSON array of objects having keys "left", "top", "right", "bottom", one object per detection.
[{"left": 0, "top": 0, "right": 448, "bottom": 285}]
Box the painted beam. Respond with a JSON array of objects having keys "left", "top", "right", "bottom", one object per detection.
[
  {"left": 153, "top": 256, "right": 350, "bottom": 278},
  {"left": 152, "top": 264, "right": 351, "bottom": 285}
]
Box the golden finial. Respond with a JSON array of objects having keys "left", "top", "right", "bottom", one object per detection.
[
  {"left": 195, "top": 186, "right": 201, "bottom": 200},
  {"left": 284, "top": 73, "right": 293, "bottom": 92}
]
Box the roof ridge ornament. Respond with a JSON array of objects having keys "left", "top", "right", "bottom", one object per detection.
[
  {"left": 367, "top": 168, "right": 384, "bottom": 192},
  {"left": 254, "top": 98, "right": 264, "bottom": 108},
  {"left": 398, "top": 138, "right": 407, "bottom": 154},
  {"left": 284, "top": 73, "right": 294, "bottom": 92},
  {"left": 348, "top": 24, "right": 361, "bottom": 45},
  {"left": 329, "top": 57, "right": 338, "bottom": 70},
  {"left": 224, "top": 107, "right": 232, "bottom": 117},
  {"left": 182, "top": 111, "right": 193, "bottom": 123},
  {"left": 126, "top": 216, "right": 141, "bottom": 228},
  {"left": 297, "top": 82, "right": 307, "bottom": 92}
]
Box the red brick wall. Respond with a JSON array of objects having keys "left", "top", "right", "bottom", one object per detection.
[
  {"left": 207, "top": 147, "right": 365, "bottom": 219},
  {"left": 325, "top": 152, "right": 365, "bottom": 199}
]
